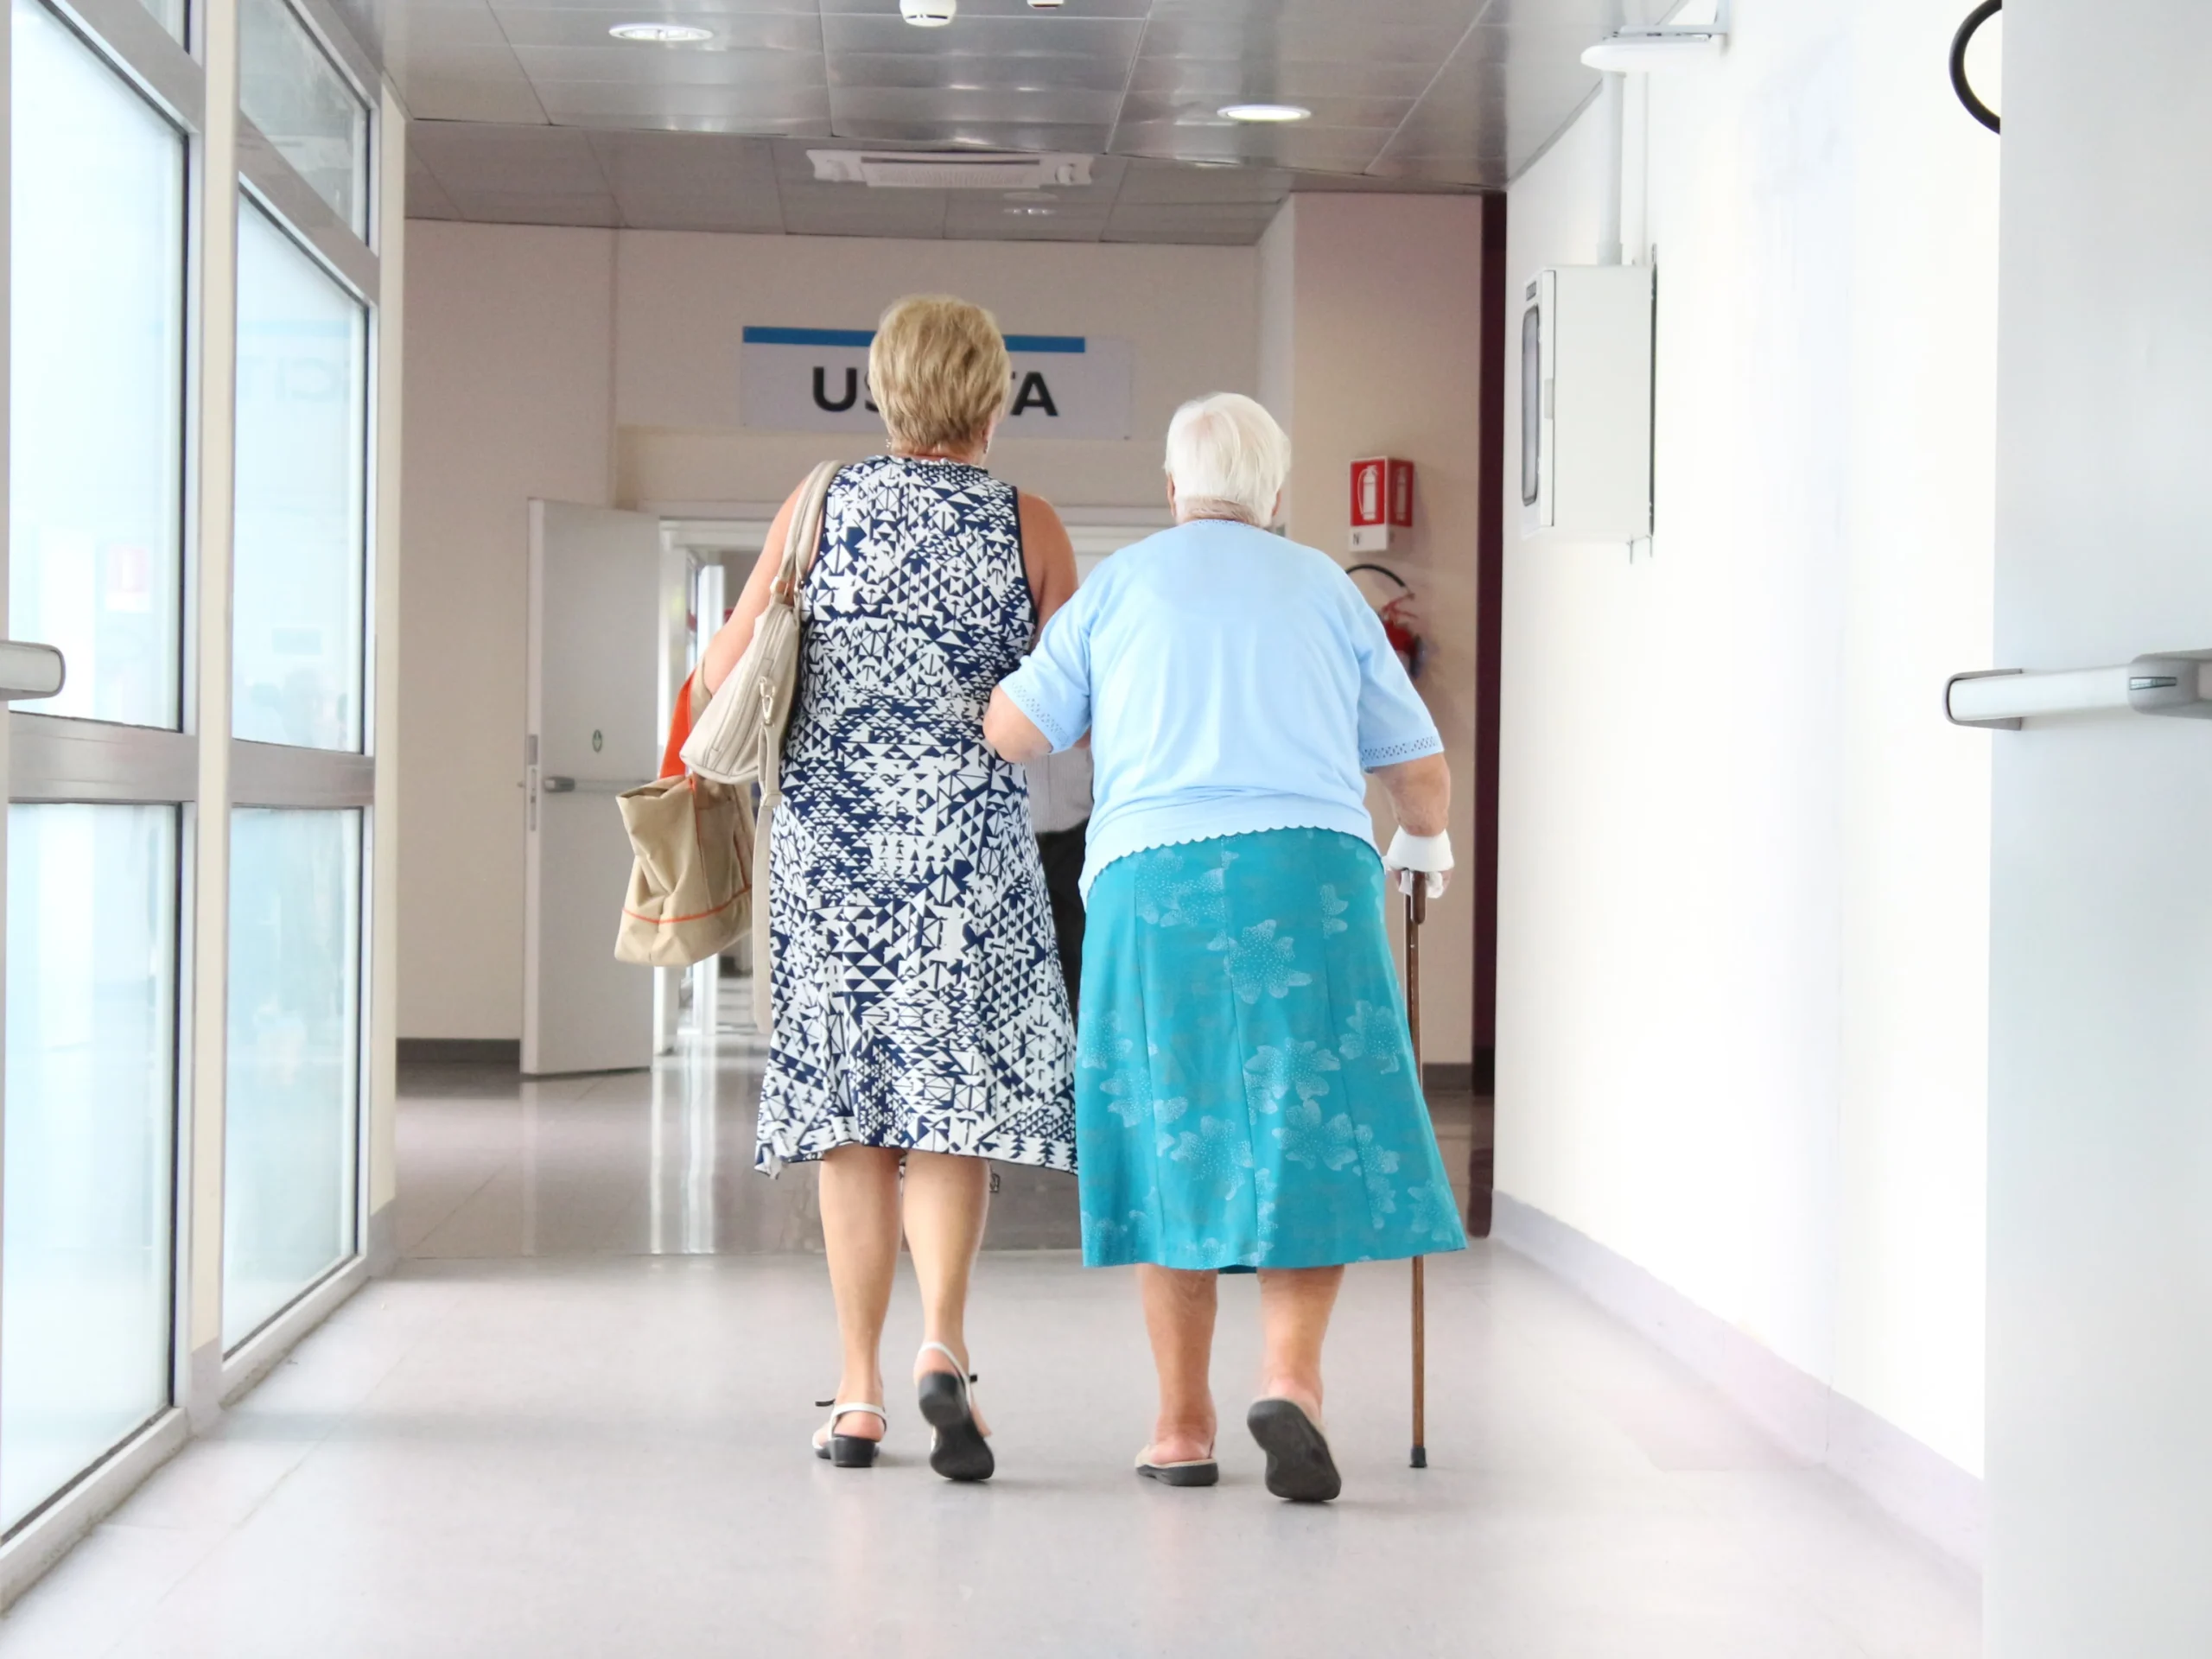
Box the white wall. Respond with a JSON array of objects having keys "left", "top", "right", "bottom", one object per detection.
[
  {"left": 1258, "top": 194, "right": 1487, "bottom": 1066},
  {"left": 1983, "top": 3, "right": 2212, "bottom": 1649},
  {"left": 399, "top": 225, "right": 1257, "bottom": 1039},
  {"left": 1497, "top": 0, "right": 1997, "bottom": 1481}
]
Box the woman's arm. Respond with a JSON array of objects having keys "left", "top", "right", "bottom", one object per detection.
[
  {"left": 1374, "top": 752, "right": 1450, "bottom": 836},
  {"left": 698, "top": 479, "right": 805, "bottom": 694},
  {"left": 1018, "top": 492, "right": 1079, "bottom": 635},
  {"left": 983, "top": 690, "right": 1053, "bottom": 764}
]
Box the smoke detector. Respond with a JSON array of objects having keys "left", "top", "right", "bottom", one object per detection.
[
  {"left": 809, "top": 150, "right": 1095, "bottom": 190},
  {"left": 899, "top": 0, "right": 956, "bottom": 24}
]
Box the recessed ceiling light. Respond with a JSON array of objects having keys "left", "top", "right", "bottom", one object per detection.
[
  {"left": 1005, "top": 205, "right": 1057, "bottom": 216},
  {"left": 607, "top": 21, "right": 712, "bottom": 42},
  {"left": 899, "top": 0, "right": 957, "bottom": 25},
  {"left": 1218, "top": 103, "right": 1312, "bottom": 123},
  {"left": 1026, "top": 0, "right": 1066, "bottom": 7}
]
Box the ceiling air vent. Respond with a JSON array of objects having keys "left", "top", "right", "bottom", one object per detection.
[{"left": 807, "top": 150, "right": 1096, "bottom": 190}]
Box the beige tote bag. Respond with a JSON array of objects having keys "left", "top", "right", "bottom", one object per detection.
[
  {"left": 614, "top": 671, "right": 757, "bottom": 969},
  {"left": 677, "top": 460, "right": 839, "bottom": 1029}
]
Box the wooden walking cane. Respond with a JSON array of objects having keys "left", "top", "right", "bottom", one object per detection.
[{"left": 1405, "top": 876, "right": 1428, "bottom": 1470}]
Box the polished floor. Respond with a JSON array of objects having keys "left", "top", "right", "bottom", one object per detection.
[{"left": 0, "top": 994, "right": 1977, "bottom": 1657}]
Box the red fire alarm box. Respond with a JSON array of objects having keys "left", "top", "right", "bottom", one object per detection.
[{"left": 1351, "top": 457, "right": 1414, "bottom": 552}]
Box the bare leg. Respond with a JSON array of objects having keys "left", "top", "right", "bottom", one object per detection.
[
  {"left": 1256, "top": 1266, "right": 1344, "bottom": 1421},
  {"left": 817, "top": 1145, "right": 902, "bottom": 1440},
  {"left": 1139, "top": 1266, "right": 1219, "bottom": 1463},
  {"left": 901, "top": 1150, "right": 993, "bottom": 1433}
]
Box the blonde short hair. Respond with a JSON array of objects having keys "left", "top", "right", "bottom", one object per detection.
[
  {"left": 869, "top": 295, "right": 1012, "bottom": 454},
  {"left": 1164, "top": 392, "right": 1290, "bottom": 524}
]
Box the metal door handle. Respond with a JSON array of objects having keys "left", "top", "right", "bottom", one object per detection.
[
  {"left": 1948, "top": 652, "right": 2212, "bottom": 729},
  {"left": 538, "top": 776, "right": 645, "bottom": 796},
  {"left": 0, "top": 641, "right": 65, "bottom": 701}
]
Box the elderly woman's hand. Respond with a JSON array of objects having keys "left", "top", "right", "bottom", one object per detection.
[{"left": 1376, "top": 753, "right": 1452, "bottom": 897}]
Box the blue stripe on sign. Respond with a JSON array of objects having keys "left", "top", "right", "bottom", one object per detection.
[
  {"left": 743, "top": 326, "right": 878, "bottom": 347},
  {"left": 742, "top": 325, "right": 1086, "bottom": 354}
]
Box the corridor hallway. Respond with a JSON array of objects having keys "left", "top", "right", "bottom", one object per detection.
[{"left": 0, "top": 1006, "right": 1977, "bottom": 1658}]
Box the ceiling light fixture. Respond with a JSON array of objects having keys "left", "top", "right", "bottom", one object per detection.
[
  {"left": 1218, "top": 103, "right": 1312, "bottom": 124},
  {"left": 899, "top": 0, "right": 957, "bottom": 25},
  {"left": 1026, "top": 0, "right": 1066, "bottom": 8},
  {"left": 607, "top": 21, "right": 712, "bottom": 41},
  {"left": 1004, "top": 205, "right": 1057, "bottom": 216}
]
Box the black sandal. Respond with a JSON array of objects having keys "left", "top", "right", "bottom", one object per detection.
[
  {"left": 811, "top": 1400, "right": 885, "bottom": 1468},
  {"left": 1135, "top": 1448, "right": 1220, "bottom": 1487},
  {"left": 1247, "top": 1398, "right": 1341, "bottom": 1503},
  {"left": 915, "top": 1342, "right": 994, "bottom": 1483}
]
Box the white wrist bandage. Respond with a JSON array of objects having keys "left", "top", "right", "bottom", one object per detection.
[{"left": 1382, "top": 830, "right": 1454, "bottom": 898}]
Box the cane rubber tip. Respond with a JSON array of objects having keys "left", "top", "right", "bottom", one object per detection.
[{"left": 1410, "top": 1446, "right": 1427, "bottom": 1470}]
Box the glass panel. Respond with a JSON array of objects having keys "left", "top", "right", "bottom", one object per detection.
[
  {"left": 238, "top": 0, "right": 369, "bottom": 235},
  {"left": 233, "top": 203, "right": 367, "bottom": 752},
  {"left": 2, "top": 806, "right": 178, "bottom": 1532},
  {"left": 223, "top": 809, "right": 361, "bottom": 1349},
  {"left": 8, "top": 0, "right": 187, "bottom": 728}
]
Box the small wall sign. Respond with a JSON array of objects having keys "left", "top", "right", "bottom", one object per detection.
[{"left": 740, "top": 326, "right": 1134, "bottom": 440}]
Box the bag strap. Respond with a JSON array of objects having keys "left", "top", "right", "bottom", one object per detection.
[
  {"left": 759, "top": 461, "right": 842, "bottom": 810},
  {"left": 772, "top": 461, "right": 841, "bottom": 607}
]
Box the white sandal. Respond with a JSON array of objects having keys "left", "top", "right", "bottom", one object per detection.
[
  {"left": 811, "top": 1400, "right": 886, "bottom": 1468},
  {"left": 914, "top": 1342, "right": 994, "bottom": 1483}
]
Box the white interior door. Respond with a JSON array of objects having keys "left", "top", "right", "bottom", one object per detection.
[
  {"left": 524, "top": 501, "right": 661, "bottom": 1075},
  {"left": 1985, "top": 4, "right": 2212, "bottom": 1650}
]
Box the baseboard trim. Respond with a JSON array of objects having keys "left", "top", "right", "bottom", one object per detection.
[
  {"left": 365, "top": 1199, "right": 400, "bottom": 1277},
  {"left": 1492, "top": 1191, "right": 1986, "bottom": 1571},
  {"left": 0, "top": 1410, "right": 190, "bottom": 1611},
  {"left": 219, "top": 1257, "right": 371, "bottom": 1408},
  {"left": 397, "top": 1038, "right": 519, "bottom": 1066}
]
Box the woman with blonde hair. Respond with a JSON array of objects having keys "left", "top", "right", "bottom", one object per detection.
[
  {"left": 986, "top": 391, "right": 1465, "bottom": 1503},
  {"left": 700, "top": 296, "right": 1077, "bottom": 1480}
]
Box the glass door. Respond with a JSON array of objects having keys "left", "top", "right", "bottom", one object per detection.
[{"left": 3, "top": 0, "right": 195, "bottom": 1534}]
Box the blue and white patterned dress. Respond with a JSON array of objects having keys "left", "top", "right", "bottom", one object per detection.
[{"left": 754, "top": 456, "right": 1077, "bottom": 1173}]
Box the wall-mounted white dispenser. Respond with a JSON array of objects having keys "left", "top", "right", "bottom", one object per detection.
[{"left": 1520, "top": 264, "right": 1654, "bottom": 544}]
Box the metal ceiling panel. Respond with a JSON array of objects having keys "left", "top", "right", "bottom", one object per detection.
[
  {"left": 819, "top": 16, "right": 1145, "bottom": 60},
  {"left": 534, "top": 81, "right": 834, "bottom": 127},
  {"left": 831, "top": 86, "right": 1122, "bottom": 125},
  {"left": 1475, "top": 0, "right": 1671, "bottom": 22},
  {"left": 1123, "top": 56, "right": 1442, "bottom": 103},
  {"left": 489, "top": 8, "right": 825, "bottom": 49},
  {"left": 511, "top": 46, "right": 827, "bottom": 86},
  {"left": 1130, "top": 16, "right": 1471, "bottom": 67},
  {"left": 587, "top": 129, "right": 785, "bottom": 228},
  {"left": 445, "top": 188, "right": 623, "bottom": 224},
  {"left": 778, "top": 198, "right": 950, "bottom": 238},
  {"left": 1117, "top": 90, "right": 1415, "bottom": 132},
  {"left": 1145, "top": 0, "right": 1482, "bottom": 19},
  {"left": 1111, "top": 119, "right": 1393, "bottom": 173},
  {"left": 400, "top": 77, "right": 554, "bottom": 122},
  {"left": 1113, "top": 160, "right": 1294, "bottom": 204},
  {"left": 412, "top": 119, "right": 613, "bottom": 193},
  {"left": 828, "top": 49, "right": 1135, "bottom": 93},
  {"left": 820, "top": 0, "right": 1151, "bottom": 17},
  {"left": 394, "top": 0, "right": 1669, "bottom": 241}
]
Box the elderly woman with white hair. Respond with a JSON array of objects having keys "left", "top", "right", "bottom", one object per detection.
[{"left": 984, "top": 392, "right": 1465, "bottom": 1503}]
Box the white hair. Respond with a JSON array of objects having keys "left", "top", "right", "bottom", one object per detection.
[{"left": 1164, "top": 392, "right": 1290, "bottom": 524}]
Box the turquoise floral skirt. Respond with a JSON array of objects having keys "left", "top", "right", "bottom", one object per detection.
[{"left": 1076, "top": 829, "right": 1469, "bottom": 1271}]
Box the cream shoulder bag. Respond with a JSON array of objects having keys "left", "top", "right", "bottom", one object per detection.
[{"left": 679, "top": 460, "right": 840, "bottom": 1028}]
